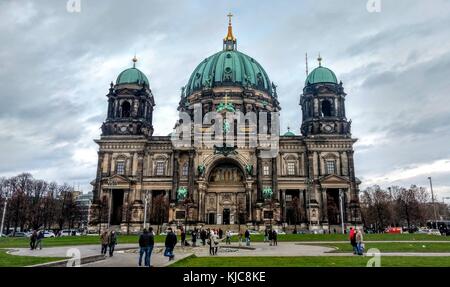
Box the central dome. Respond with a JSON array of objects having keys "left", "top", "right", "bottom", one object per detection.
[
  {"left": 184, "top": 15, "right": 272, "bottom": 97},
  {"left": 185, "top": 50, "right": 272, "bottom": 97}
]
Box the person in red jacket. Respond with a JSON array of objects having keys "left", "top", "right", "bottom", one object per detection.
[{"left": 349, "top": 227, "right": 357, "bottom": 254}]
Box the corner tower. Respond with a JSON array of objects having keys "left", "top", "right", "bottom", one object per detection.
[
  {"left": 101, "top": 57, "right": 155, "bottom": 138},
  {"left": 300, "top": 55, "right": 351, "bottom": 137}
]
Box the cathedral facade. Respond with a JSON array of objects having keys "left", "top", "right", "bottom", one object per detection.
[{"left": 89, "top": 18, "right": 362, "bottom": 233}]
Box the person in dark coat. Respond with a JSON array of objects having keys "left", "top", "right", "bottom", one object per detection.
[
  {"left": 200, "top": 229, "right": 207, "bottom": 246},
  {"left": 268, "top": 229, "right": 273, "bottom": 246},
  {"left": 164, "top": 228, "right": 177, "bottom": 261},
  {"left": 29, "top": 230, "right": 37, "bottom": 250},
  {"left": 272, "top": 230, "right": 278, "bottom": 246},
  {"left": 218, "top": 228, "right": 223, "bottom": 239},
  {"left": 180, "top": 227, "right": 186, "bottom": 246},
  {"left": 138, "top": 228, "right": 155, "bottom": 267},
  {"left": 36, "top": 230, "right": 44, "bottom": 250},
  {"left": 108, "top": 231, "right": 117, "bottom": 257},
  {"left": 244, "top": 229, "right": 250, "bottom": 246},
  {"left": 191, "top": 228, "right": 198, "bottom": 247}
]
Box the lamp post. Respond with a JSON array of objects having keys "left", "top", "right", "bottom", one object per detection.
[
  {"left": 1, "top": 193, "right": 10, "bottom": 237},
  {"left": 143, "top": 191, "right": 149, "bottom": 230},
  {"left": 339, "top": 189, "right": 345, "bottom": 234},
  {"left": 306, "top": 178, "right": 313, "bottom": 229},
  {"left": 428, "top": 177, "right": 438, "bottom": 229}
]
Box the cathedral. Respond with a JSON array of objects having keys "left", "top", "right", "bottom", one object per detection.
[{"left": 89, "top": 16, "right": 362, "bottom": 233}]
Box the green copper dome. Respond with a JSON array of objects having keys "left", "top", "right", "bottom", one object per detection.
[
  {"left": 305, "top": 66, "right": 338, "bottom": 86},
  {"left": 283, "top": 131, "right": 295, "bottom": 136},
  {"left": 116, "top": 67, "right": 149, "bottom": 86},
  {"left": 185, "top": 50, "right": 272, "bottom": 97}
]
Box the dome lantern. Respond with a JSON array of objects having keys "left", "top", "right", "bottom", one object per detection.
[
  {"left": 116, "top": 56, "right": 150, "bottom": 86},
  {"left": 223, "top": 12, "right": 237, "bottom": 51}
]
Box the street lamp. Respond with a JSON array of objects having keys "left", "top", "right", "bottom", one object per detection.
[
  {"left": 339, "top": 189, "right": 345, "bottom": 234},
  {"left": 305, "top": 178, "right": 313, "bottom": 229},
  {"left": 428, "top": 177, "right": 439, "bottom": 229},
  {"left": 143, "top": 191, "right": 149, "bottom": 230},
  {"left": 1, "top": 188, "right": 11, "bottom": 237}
]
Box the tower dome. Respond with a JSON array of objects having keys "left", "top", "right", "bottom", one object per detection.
[
  {"left": 116, "top": 57, "right": 149, "bottom": 86},
  {"left": 305, "top": 55, "right": 338, "bottom": 86},
  {"left": 184, "top": 13, "right": 273, "bottom": 97}
]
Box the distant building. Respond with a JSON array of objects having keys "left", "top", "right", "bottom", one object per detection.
[{"left": 75, "top": 192, "right": 93, "bottom": 228}]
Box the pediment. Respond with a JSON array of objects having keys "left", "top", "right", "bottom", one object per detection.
[
  {"left": 319, "top": 174, "right": 350, "bottom": 185},
  {"left": 101, "top": 174, "right": 134, "bottom": 188}
]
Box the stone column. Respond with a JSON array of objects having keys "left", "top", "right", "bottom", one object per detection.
[
  {"left": 321, "top": 188, "right": 328, "bottom": 223},
  {"left": 171, "top": 151, "right": 180, "bottom": 202},
  {"left": 188, "top": 151, "right": 195, "bottom": 197},
  {"left": 281, "top": 190, "right": 286, "bottom": 223}
]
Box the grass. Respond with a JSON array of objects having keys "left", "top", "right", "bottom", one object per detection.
[
  {"left": 303, "top": 242, "right": 450, "bottom": 253},
  {"left": 0, "top": 250, "right": 65, "bottom": 267},
  {"left": 1, "top": 233, "right": 448, "bottom": 249},
  {"left": 170, "top": 255, "right": 450, "bottom": 267}
]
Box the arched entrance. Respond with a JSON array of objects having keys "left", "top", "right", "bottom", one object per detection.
[{"left": 204, "top": 160, "right": 246, "bottom": 225}]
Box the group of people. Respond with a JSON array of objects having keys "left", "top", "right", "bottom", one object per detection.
[
  {"left": 100, "top": 230, "right": 117, "bottom": 257},
  {"left": 29, "top": 230, "right": 45, "bottom": 250},
  {"left": 264, "top": 228, "right": 278, "bottom": 246},
  {"left": 349, "top": 227, "right": 364, "bottom": 255}
]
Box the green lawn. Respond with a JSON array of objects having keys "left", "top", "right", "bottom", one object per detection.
[
  {"left": 0, "top": 250, "right": 65, "bottom": 267},
  {"left": 1, "top": 233, "right": 448, "bottom": 249},
  {"left": 303, "top": 242, "right": 450, "bottom": 253},
  {"left": 0, "top": 234, "right": 450, "bottom": 248},
  {"left": 170, "top": 255, "right": 450, "bottom": 267}
]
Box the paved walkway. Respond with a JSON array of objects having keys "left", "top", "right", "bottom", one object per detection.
[{"left": 5, "top": 242, "right": 450, "bottom": 267}]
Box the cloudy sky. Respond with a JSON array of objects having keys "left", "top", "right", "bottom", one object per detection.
[{"left": 1, "top": 0, "right": 450, "bottom": 199}]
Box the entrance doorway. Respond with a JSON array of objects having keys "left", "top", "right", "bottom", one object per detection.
[
  {"left": 223, "top": 208, "right": 230, "bottom": 225},
  {"left": 208, "top": 213, "right": 216, "bottom": 224},
  {"left": 327, "top": 189, "right": 341, "bottom": 225},
  {"left": 111, "top": 189, "right": 124, "bottom": 225}
]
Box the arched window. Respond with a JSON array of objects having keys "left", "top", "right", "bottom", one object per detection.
[
  {"left": 121, "top": 101, "right": 131, "bottom": 118},
  {"left": 182, "top": 163, "right": 189, "bottom": 176},
  {"left": 321, "top": 100, "right": 332, "bottom": 117}
]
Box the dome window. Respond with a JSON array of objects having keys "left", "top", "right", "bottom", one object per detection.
[
  {"left": 121, "top": 101, "right": 131, "bottom": 118},
  {"left": 321, "top": 100, "right": 332, "bottom": 117}
]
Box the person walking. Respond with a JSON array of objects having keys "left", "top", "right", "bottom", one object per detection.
[
  {"left": 29, "top": 230, "right": 37, "bottom": 250},
  {"left": 238, "top": 230, "right": 243, "bottom": 246},
  {"left": 200, "top": 229, "right": 207, "bottom": 246},
  {"left": 138, "top": 228, "right": 155, "bottom": 267},
  {"left": 349, "top": 227, "right": 357, "bottom": 255},
  {"left": 191, "top": 228, "right": 198, "bottom": 247},
  {"left": 164, "top": 227, "right": 177, "bottom": 261},
  {"left": 108, "top": 230, "right": 117, "bottom": 257},
  {"left": 244, "top": 229, "right": 250, "bottom": 246},
  {"left": 264, "top": 229, "right": 269, "bottom": 243},
  {"left": 272, "top": 229, "right": 278, "bottom": 246},
  {"left": 36, "top": 230, "right": 44, "bottom": 250},
  {"left": 225, "top": 230, "right": 231, "bottom": 245},
  {"left": 180, "top": 227, "right": 186, "bottom": 247},
  {"left": 268, "top": 229, "right": 273, "bottom": 246},
  {"left": 356, "top": 228, "right": 364, "bottom": 255},
  {"left": 100, "top": 230, "right": 109, "bottom": 255},
  {"left": 218, "top": 228, "right": 223, "bottom": 239}
]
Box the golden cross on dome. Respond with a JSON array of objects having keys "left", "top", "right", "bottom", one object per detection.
[
  {"left": 132, "top": 54, "right": 138, "bottom": 68},
  {"left": 317, "top": 53, "right": 322, "bottom": 67},
  {"left": 227, "top": 12, "right": 233, "bottom": 24}
]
